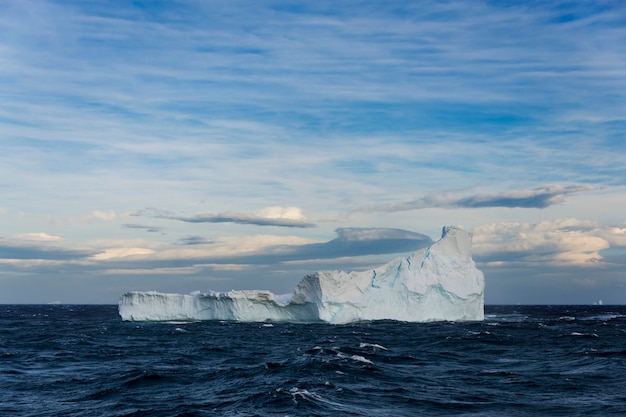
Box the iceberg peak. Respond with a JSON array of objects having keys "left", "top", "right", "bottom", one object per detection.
[{"left": 119, "top": 226, "right": 485, "bottom": 323}]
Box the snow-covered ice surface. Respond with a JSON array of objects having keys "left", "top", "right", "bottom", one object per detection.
[{"left": 118, "top": 226, "right": 485, "bottom": 323}]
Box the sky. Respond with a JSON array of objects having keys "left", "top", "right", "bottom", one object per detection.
[{"left": 1, "top": 0, "right": 626, "bottom": 305}]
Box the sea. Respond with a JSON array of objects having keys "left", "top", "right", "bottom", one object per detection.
[{"left": 1, "top": 305, "right": 625, "bottom": 416}]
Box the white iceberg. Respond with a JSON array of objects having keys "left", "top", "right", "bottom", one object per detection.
[{"left": 118, "top": 226, "right": 485, "bottom": 323}]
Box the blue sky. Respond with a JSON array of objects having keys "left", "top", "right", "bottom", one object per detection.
[{"left": 1, "top": 0, "right": 626, "bottom": 304}]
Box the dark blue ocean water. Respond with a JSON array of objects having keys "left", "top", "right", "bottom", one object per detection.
[{"left": 1, "top": 305, "right": 625, "bottom": 416}]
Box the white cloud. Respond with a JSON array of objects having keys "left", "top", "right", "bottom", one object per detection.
[
  {"left": 471, "top": 219, "right": 618, "bottom": 266},
  {"left": 12, "top": 232, "right": 63, "bottom": 242},
  {"left": 134, "top": 206, "right": 315, "bottom": 228},
  {"left": 91, "top": 247, "right": 155, "bottom": 261},
  {"left": 598, "top": 226, "right": 626, "bottom": 247},
  {"left": 255, "top": 206, "right": 305, "bottom": 220}
]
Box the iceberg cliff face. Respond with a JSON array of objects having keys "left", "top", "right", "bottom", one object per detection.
[{"left": 119, "top": 226, "right": 485, "bottom": 323}]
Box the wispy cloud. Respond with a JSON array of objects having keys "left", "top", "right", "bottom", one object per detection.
[
  {"left": 356, "top": 184, "right": 595, "bottom": 212},
  {"left": 96, "top": 227, "right": 431, "bottom": 270},
  {"left": 11, "top": 232, "right": 63, "bottom": 242},
  {"left": 0, "top": 239, "right": 96, "bottom": 261},
  {"left": 176, "top": 236, "right": 214, "bottom": 246},
  {"left": 133, "top": 207, "right": 316, "bottom": 228},
  {"left": 122, "top": 223, "right": 165, "bottom": 233}
]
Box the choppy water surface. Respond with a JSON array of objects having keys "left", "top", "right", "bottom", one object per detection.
[{"left": 1, "top": 305, "right": 626, "bottom": 416}]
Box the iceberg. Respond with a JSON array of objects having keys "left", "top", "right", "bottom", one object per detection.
[{"left": 119, "top": 226, "right": 485, "bottom": 323}]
